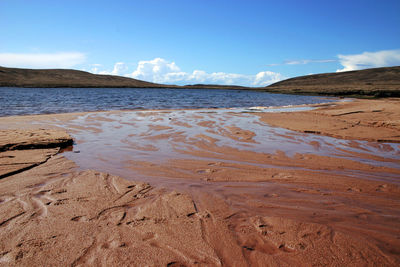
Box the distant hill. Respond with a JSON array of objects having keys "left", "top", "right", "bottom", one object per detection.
[
  {"left": 1, "top": 65, "right": 400, "bottom": 97},
  {"left": 0, "top": 66, "right": 167, "bottom": 88},
  {"left": 264, "top": 66, "right": 400, "bottom": 97},
  {"left": 0, "top": 66, "right": 248, "bottom": 90}
]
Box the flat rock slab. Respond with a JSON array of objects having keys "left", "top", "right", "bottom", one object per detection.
[
  {"left": 0, "top": 129, "right": 72, "bottom": 178},
  {"left": 0, "top": 148, "right": 59, "bottom": 178},
  {"left": 0, "top": 129, "right": 73, "bottom": 151}
]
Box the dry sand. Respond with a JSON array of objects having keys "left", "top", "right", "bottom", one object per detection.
[
  {"left": 0, "top": 99, "right": 399, "bottom": 266},
  {"left": 259, "top": 98, "right": 400, "bottom": 142}
]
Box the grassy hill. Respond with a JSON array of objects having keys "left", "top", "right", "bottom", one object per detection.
[
  {"left": 0, "top": 66, "right": 166, "bottom": 88},
  {"left": 264, "top": 66, "right": 400, "bottom": 97},
  {"left": 0, "top": 66, "right": 250, "bottom": 90}
]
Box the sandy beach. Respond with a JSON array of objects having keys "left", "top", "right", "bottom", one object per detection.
[{"left": 0, "top": 98, "right": 399, "bottom": 266}]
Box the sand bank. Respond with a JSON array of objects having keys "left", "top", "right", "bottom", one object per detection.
[
  {"left": 0, "top": 98, "right": 399, "bottom": 266},
  {"left": 259, "top": 98, "right": 400, "bottom": 142}
]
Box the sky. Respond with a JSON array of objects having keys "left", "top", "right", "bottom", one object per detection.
[{"left": 1, "top": 0, "right": 400, "bottom": 86}]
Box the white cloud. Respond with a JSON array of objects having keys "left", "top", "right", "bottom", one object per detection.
[
  {"left": 0, "top": 52, "right": 86, "bottom": 68},
  {"left": 284, "top": 59, "right": 336, "bottom": 65},
  {"left": 111, "top": 62, "right": 128, "bottom": 75},
  {"left": 254, "top": 71, "right": 283, "bottom": 86},
  {"left": 94, "top": 62, "right": 128, "bottom": 75},
  {"left": 126, "top": 58, "right": 283, "bottom": 86},
  {"left": 267, "top": 59, "right": 336, "bottom": 66},
  {"left": 89, "top": 64, "right": 102, "bottom": 74},
  {"left": 337, "top": 49, "right": 400, "bottom": 72},
  {"left": 131, "top": 58, "right": 181, "bottom": 83}
]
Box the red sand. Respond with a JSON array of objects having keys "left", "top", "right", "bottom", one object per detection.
[{"left": 0, "top": 99, "right": 399, "bottom": 266}]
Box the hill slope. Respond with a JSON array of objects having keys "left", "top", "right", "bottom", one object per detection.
[
  {"left": 0, "top": 66, "right": 249, "bottom": 90},
  {"left": 0, "top": 66, "right": 167, "bottom": 88},
  {"left": 265, "top": 66, "right": 400, "bottom": 97}
]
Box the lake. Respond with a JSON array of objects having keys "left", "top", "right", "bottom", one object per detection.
[{"left": 0, "top": 87, "right": 335, "bottom": 116}]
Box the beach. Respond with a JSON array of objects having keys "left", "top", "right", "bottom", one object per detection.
[{"left": 0, "top": 98, "right": 399, "bottom": 266}]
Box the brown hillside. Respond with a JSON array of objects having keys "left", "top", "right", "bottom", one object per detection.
[
  {"left": 0, "top": 66, "right": 167, "bottom": 88},
  {"left": 265, "top": 66, "right": 400, "bottom": 97}
]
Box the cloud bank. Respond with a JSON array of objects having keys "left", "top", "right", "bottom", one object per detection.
[
  {"left": 97, "top": 58, "right": 283, "bottom": 86},
  {"left": 337, "top": 49, "right": 400, "bottom": 72},
  {"left": 0, "top": 52, "right": 86, "bottom": 69}
]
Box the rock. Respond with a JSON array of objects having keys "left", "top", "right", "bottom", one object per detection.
[
  {"left": 0, "top": 129, "right": 73, "bottom": 178},
  {"left": 0, "top": 129, "right": 73, "bottom": 151}
]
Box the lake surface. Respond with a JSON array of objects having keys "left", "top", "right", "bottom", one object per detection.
[{"left": 0, "top": 87, "right": 335, "bottom": 117}]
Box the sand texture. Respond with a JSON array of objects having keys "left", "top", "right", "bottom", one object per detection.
[
  {"left": 0, "top": 148, "right": 59, "bottom": 178},
  {"left": 0, "top": 99, "right": 399, "bottom": 266},
  {"left": 259, "top": 98, "right": 400, "bottom": 142},
  {"left": 1, "top": 156, "right": 396, "bottom": 266}
]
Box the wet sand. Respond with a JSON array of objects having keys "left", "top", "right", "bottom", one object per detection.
[{"left": 0, "top": 99, "right": 399, "bottom": 266}]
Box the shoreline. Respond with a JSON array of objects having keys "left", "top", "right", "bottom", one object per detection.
[
  {"left": 2, "top": 97, "right": 399, "bottom": 143},
  {"left": 0, "top": 98, "right": 399, "bottom": 265}
]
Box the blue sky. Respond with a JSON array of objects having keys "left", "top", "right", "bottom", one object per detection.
[{"left": 1, "top": 0, "right": 400, "bottom": 86}]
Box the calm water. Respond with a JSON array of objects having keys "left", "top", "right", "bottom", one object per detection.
[{"left": 0, "top": 87, "right": 335, "bottom": 117}]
